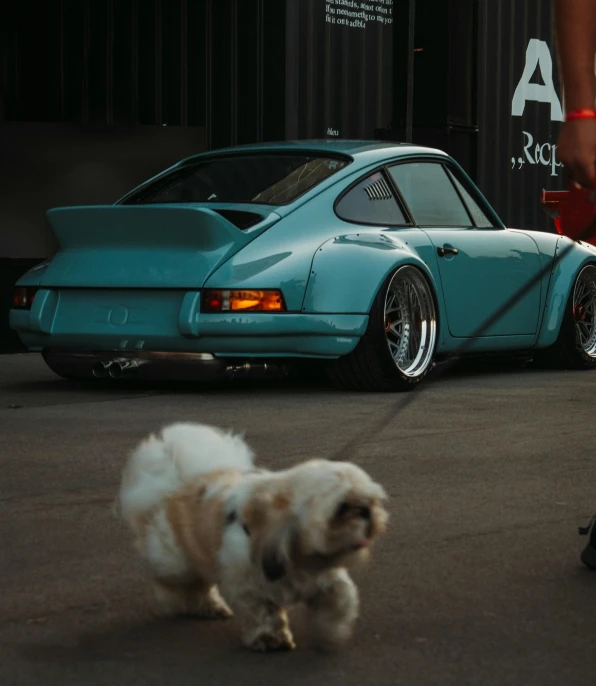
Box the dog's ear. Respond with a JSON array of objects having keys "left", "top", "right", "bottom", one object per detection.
[
  {"left": 262, "top": 517, "right": 298, "bottom": 581},
  {"left": 262, "top": 541, "right": 288, "bottom": 581},
  {"left": 243, "top": 491, "right": 298, "bottom": 582}
]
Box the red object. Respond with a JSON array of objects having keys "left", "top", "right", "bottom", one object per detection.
[
  {"left": 12, "top": 287, "right": 38, "bottom": 310},
  {"left": 204, "top": 291, "right": 223, "bottom": 311},
  {"left": 540, "top": 180, "right": 596, "bottom": 244},
  {"left": 565, "top": 109, "right": 596, "bottom": 121},
  {"left": 574, "top": 302, "right": 588, "bottom": 322}
]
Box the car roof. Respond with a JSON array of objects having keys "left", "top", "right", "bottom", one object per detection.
[{"left": 179, "top": 139, "right": 450, "bottom": 166}]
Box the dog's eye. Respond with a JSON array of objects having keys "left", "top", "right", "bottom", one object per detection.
[
  {"left": 335, "top": 502, "right": 351, "bottom": 518},
  {"left": 359, "top": 506, "right": 371, "bottom": 520}
]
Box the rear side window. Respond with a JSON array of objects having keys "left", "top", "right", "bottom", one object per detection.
[
  {"left": 447, "top": 170, "right": 496, "bottom": 228},
  {"left": 336, "top": 171, "right": 407, "bottom": 225},
  {"left": 122, "top": 154, "right": 349, "bottom": 206},
  {"left": 388, "top": 162, "right": 472, "bottom": 226}
]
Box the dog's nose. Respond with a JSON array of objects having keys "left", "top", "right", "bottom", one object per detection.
[{"left": 359, "top": 506, "right": 371, "bottom": 520}]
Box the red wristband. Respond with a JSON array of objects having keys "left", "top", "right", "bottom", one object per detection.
[{"left": 565, "top": 109, "right": 596, "bottom": 121}]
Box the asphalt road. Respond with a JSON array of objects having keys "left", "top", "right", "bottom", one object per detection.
[{"left": 3, "top": 353, "right": 596, "bottom": 685}]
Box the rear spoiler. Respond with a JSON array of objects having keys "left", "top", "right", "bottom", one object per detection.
[{"left": 540, "top": 184, "right": 596, "bottom": 244}]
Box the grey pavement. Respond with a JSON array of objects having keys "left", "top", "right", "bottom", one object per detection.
[{"left": 2, "top": 353, "right": 596, "bottom": 685}]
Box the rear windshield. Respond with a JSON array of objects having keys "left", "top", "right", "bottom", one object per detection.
[{"left": 121, "top": 154, "right": 350, "bottom": 206}]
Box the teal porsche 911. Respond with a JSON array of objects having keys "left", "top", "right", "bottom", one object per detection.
[{"left": 10, "top": 140, "right": 596, "bottom": 391}]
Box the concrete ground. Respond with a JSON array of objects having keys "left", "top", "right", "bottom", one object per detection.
[{"left": 2, "top": 353, "right": 596, "bottom": 685}]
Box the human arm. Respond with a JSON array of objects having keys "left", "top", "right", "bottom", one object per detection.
[{"left": 555, "top": 0, "right": 596, "bottom": 187}]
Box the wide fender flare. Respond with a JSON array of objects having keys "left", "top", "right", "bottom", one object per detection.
[
  {"left": 301, "top": 231, "right": 445, "bottom": 327},
  {"left": 537, "top": 238, "right": 596, "bottom": 348}
]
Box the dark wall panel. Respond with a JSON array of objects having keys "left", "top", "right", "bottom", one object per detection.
[
  {"left": 207, "top": 0, "right": 286, "bottom": 148},
  {"left": 448, "top": 0, "right": 477, "bottom": 128},
  {"left": 237, "top": 0, "right": 260, "bottom": 145},
  {"left": 62, "top": 0, "right": 87, "bottom": 122},
  {"left": 0, "top": 0, "right": 289, "bottom": 263},
  {"left": 161, "top": 0, "right": 183, "bottom": 127},
  {"left": 210, "top": 0, "right": 235, "bottom": 149},
  {"left": 477, "top": 0, "right": 563, "bottom": 231},
  {"left": 113, "top": 0, "right": 135, "bottom": 123},
  {"left": 0, "top": 0, "right": 283, "bottom": 145},
  {"left": 186, "top": 0, "right": 207, "bottom": 127},
  {"left": 285, "top": 0, "right": 393, "bottom": 140},
  {"left": 380, "top": 0, "right": 477, "bottom": 178},
  {"left": 0, "top": 122, "right": 206, "bottom": 259},
  {"left": 89, "top": 0, "right": 114, "bottom": 124},
  {"left": 137, "top": 0, "right": 159, "bottom": 125},
  {"left": 262, "top": 0, "right": 287, "bottom": 141}
]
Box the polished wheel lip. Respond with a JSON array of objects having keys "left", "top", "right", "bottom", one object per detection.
[
  {"left": 573, "top": 265, "right": 596, "bottom": 358},
  {"left": 384, "top": 266, "right": 437, "bottom": 378}
]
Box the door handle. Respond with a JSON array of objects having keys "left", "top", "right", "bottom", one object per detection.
[{"left": 437, "top": 245, "right": 459, "bottom": 257}]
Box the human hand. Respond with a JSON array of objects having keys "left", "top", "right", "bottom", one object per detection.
[{"left": 557, "top": 119, "right": 596, "bottom": 188}]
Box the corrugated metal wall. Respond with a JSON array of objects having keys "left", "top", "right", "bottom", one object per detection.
[
  {"left": 0, "top": 0, "right": 286, "bottom": 148},
  {"left": 0, "top": 0, "right": 565, "bottom": 234},
  {"left": 376, "top": 0, "right": 478, "bottom": 180},
  {"left": 285, "top": 0, "right": 393, "bottom": 140},
  {"left": 477, "top": 0, "right": 564, "bottom": 231}
]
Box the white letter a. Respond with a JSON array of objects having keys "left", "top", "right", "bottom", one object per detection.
[{"left": 511, "top": 39, "right": 563, "bottom": 121}]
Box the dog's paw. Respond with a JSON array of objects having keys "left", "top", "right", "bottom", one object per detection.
[
  {"left": 151, "top": 582, "right": 234, "bottom": 620},
  {"left": 247, "top": 630, "right": 296, "bottom": 652},
  {"left": 189, "top": 586, "right": 234, "bottom": 620},
  {"left": 190, "top": 600, "right": 234, "bottom": 620}
]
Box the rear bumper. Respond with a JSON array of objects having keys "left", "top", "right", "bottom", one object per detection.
[{"left": 10, "top": 302, "right": 368, "bottom": 359}]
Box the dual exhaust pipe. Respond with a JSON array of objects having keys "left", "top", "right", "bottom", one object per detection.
[
  {"left": 91, "top": 357, "right": 289, "bottom": 381},
  {"left": 92, "top": 358, "right": 145, "bottom": 379},
  {"left": 225, "top": 362, "right": 289, "bottom": 380}
]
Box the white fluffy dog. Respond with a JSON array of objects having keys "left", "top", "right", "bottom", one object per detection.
[{"left": 118, "top": 422, "right": 388, "bottom": 652}]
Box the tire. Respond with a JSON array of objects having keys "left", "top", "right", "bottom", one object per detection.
[
  {"left": 326, "top": 265, "right": 438, "bottom": 392},
  {"left": 536, "top": 264, "right": 596, "bottom": 370}
]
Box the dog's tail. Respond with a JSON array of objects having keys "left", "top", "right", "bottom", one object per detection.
[{"left": 118, "top": 422, "right": 255, "bottom": 524}]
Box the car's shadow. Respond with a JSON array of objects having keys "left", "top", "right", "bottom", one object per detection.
[
  {"left": 0, "top": 356, "right": 579, "bottom": 401},
  {"left": 0, "top": 361, "right": 331, "bottom": 397}
]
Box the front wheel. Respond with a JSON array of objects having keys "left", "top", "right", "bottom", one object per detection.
[
  {"left": 536, "top": 264, "right": 596, "bottom": 370},
  {"left": 326, "top": 265, "right": 438, "bottom": 392}
]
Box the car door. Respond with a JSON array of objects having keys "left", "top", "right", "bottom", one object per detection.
[{"left": 388, "top": 161, "right": 542, "bottom": 338}]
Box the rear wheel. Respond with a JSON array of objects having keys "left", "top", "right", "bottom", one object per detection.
[
  {"left": 326, "top": 265, "right": 438, "bottom": 392},
  {"left": 537, "top": 264, "right": 596, "bottom": 369}
]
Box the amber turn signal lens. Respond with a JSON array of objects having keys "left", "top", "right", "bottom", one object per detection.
[
  {"left": 12, "top": 287, "right": 38, "bottom": 310},
  {"left": 202, "top": 289, "right": 286, "bottom": 312}
]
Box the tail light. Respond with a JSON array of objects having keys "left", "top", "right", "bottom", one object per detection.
[
  {"left": 202, "top": 289, "right": 286, "bottom": 312},
  {"left": 12, "top": 287, "right": 39, "bottom": 310}
]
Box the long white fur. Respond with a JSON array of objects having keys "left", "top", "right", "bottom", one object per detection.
[
  {"left": 118, "top": 422, "right": 387, "bottom": 652},
  {"left": 119, "top": 422, "right": 255, "bottom": 522}
]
